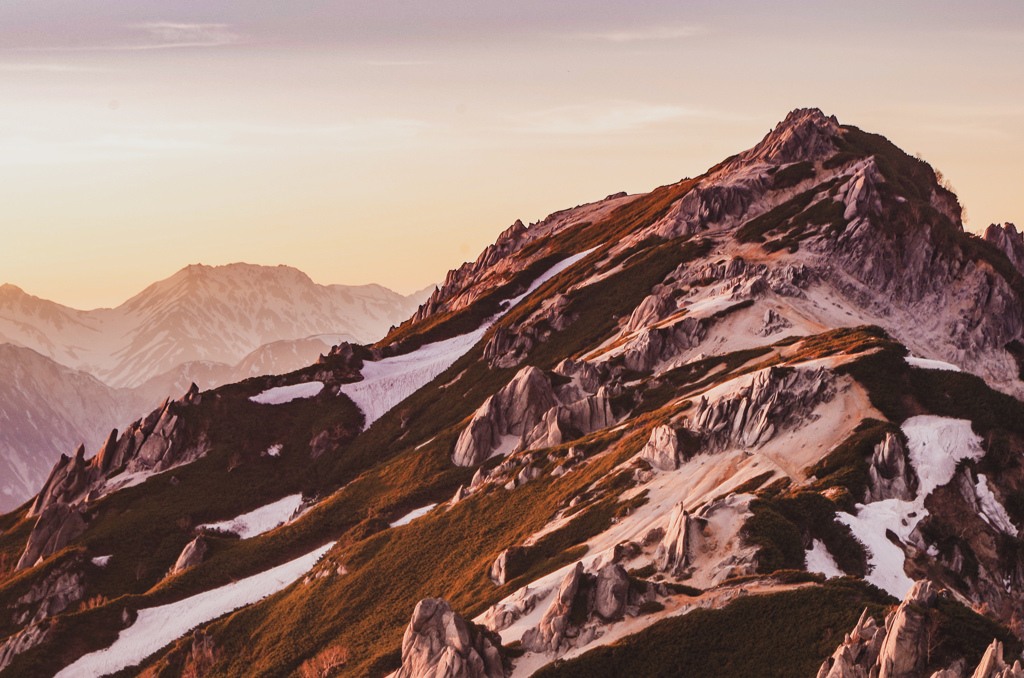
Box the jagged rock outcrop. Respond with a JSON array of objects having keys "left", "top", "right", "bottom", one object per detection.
[
  {"left": 623, "top": 293, "right": 677, "bottom": 335},
  {"left": 11, "top": 556, "right": 87, "bottom": 625},
  {"left": 638, "top": 425, "right": 684, "bottom": 471},
  {"left": 395, "top": 598, "right": 506, "bottom": 678},
  {"left": 413, "top": 220, "right": 530, "bottom": 325},
  {"left": 171, "top": 536, "right": 208, "bottom": 575},
  {"left": 16, "top": 503, "right": 87, "bottom": 571},
  {"left": 876, "top": 580, "right": 938, "bottom": 678},
  {"left": 816, "top": 580, "right": 1020, "bottom": 678},
  {"left": 518, "top": 392, "right": 615, "bottom": 452},
  {"left": 866, "top": 432, "right": 917, "bottom": 503},
  {"left": 621, "top": 316, "right": 709, "bottom": 373},
  {"left": 521, "top": 563, "right": 587, "bottom": 655},
  {"left": 692, "top": 366, "right": 836, "bottom": 452},
  {"left": 0, "top": 622, "right": 51, "bottom": 672},
  {"left": 816, "top": 608, "right": 886, "bottom": 678},
  {"left": 553, "top": 359, "right": 606, "bottom": 394},
  {"left": 984, "top": 223, "right": 1024, "bottom": 276},
  {"left": 970, "top": 639, "right": 1024, "bottom": 678},
  {"left": 28, "top": 444, "right": 101, "bottom": 518},
  {"left": 652, "top": 109, "right": 840, "bottom": 239},
  {"left": 483, "top": 327, "right": 536, "bottom": 369},
  {"left": 734, "top": 108, "right": 841, "bottom": 168},
  {"left": 521, "top": 562, "right": 660, "bottom": 656},
  {"left": 655, "top": 502, "right": 699, "bottom": 576},
  {"left": 835, "top": 158, "right": 885, "bottom": 223},
  {"left": 757, "top": 308, "right": 793, "bottom": 337},
  {"left": 453, "top": 366, "right": 615, "bottom": 467},
  {"left": 30, "top": 388, "right": 210, "bottom": 517}
]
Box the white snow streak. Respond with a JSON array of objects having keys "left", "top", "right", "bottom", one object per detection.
[
  {"left": 804, "top": 540, "right": 843, "bottom": 579},
  {"left": 341, "top": 249, "right": 595, "bottom": 430},
  {"left": 198, "top": 494, "right": 304, "bottom": 539},
  {"left": 55, "top": 542, "right": 333, "bottom": 678},
  {"left": 390, "top": 504, "right": 437, "bottom": 528},
  {"left": 250, "top": 381, "right": 324, "bottom": 405},
  {"left": 905, "top": 356, "right": 961, "bottom": 372},
  {"left": 91, "top": 555, "right": 111, "bottom": 567},
  {"left": 838, "top": 416, "right": 984, "bottom": 599}
]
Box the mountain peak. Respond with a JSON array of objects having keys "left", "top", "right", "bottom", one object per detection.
[{"left": 733, "top": 106, "right": 842, "bottom": 168}]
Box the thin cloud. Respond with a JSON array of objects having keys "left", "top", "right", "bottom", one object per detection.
[
  {"left": 508, "top": 102, "right": 696, "bottom": 136},
  {"left": 128, "top": 23, "right": 241, "bottom": 50},
  {"left": 15, "top": 23, "right": 243, "bottom": 52},
  {"left": 363, "top": 60, "right": 435, "bottom": 67},
  {"left": 0, "top": 63, "right": 112, "bottom": 73},
  {"left": 577, "top": 24, "right": 704, "bottom": 43}
]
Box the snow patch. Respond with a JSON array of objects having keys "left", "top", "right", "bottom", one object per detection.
[
  {"left": 839, "top": 416, "right": 984, "bottom": 599},
  {"left": 905, "top": 356, "right": 961, "bottom": 372},
  {"left": 198, "top": 494, "right": 304, "bottom": 539},
  {"left": 263, "top": 444, "right": 282, "bottom": 457},
  {"left": 390, "top": 504, "right": 437, "bottom": 528},
  {"left": 805, "top": 540, "right": 842, "bottom": 579},
  {"left": 250, "top": 381, "right": 324, "bottom": 405},
  {"left": 55, "top": 542, "right": 333, "bottom": 678},
  {"left": 340, "top": 250, "right": 595, "bottom": 430},
  {"left": 91, "top": 556, "right": 111, "bottom": 568}
]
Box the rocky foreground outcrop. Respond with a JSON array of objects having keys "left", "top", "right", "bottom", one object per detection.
[
  {"left": 817, "top": 580, "right": 1024, "bottom": 678},
  {"left": 395, "top": 598, "right": 506, "bottom": 678}
]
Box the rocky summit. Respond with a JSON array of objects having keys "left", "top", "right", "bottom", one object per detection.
[{"left": 2, "top": 107, "right": 1024, "bottom": 678}]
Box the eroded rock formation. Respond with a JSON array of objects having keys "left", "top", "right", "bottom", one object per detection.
[
  {"left": 395, "top": 598, "right": 506, "bottom": 678},
  {"left": 453, "top": 366, "right": 615, "bottom": 467},
  {"left": 692, "top": 366, "right": 836, "bottom": 452}
]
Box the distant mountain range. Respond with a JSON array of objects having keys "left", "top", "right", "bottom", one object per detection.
[{"left": 0, "top": 263, "right": 432, "bottom": 510}]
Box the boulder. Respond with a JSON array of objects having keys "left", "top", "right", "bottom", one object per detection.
[
  {"left": 171, "top": 536, "right": 208, "bottom": 575},
  {"left": 489, "top": 547, "right": 526, "bottom": 586},
  {"left": 593, "top": 563, "right": 630, "bottom": 621},
  {"left": 395, "top": 598, "right": 506, "bottom": 678},
  {"left": 638, "top": 425, "right": 683, "bottom": 471}
]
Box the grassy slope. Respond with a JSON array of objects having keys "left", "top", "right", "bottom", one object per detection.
[{"left": 531, "top": 579, "right": 893, "bottom": 678}]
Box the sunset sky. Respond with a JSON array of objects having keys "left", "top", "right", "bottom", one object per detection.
[{"left": 1, "top": 0, "right": 1022, "bottom": 309}]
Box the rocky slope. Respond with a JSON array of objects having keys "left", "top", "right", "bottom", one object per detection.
[{"left": 1, "top": 108, "right": 1024, "bottom": 678}]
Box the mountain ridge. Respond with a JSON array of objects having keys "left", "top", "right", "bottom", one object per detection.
[{"left": 2, "top": 108, "right": 1024, "bottom": 678}]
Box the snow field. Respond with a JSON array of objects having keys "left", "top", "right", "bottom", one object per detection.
[
  {"left": 804, "top": 540, "right": 843, "bottom": 579},
  {"left": 905, "top": 356, "right": 961, "bottom": 372},
  {"left": 341, "top": 249, "right": 595, "bottom": 430},
  {"left": 390, "top": 504, "right": 438, "bottom": 528},
  {"left": 55, "top": 542, "right": 334, "bottom": 678},
  {"left": 198, "top": 494, "right": 305, "bottom": 539},
  {"left": 838, "top": 416, "right": 984, "bottom": 599},
  {"left": 249, "top": 381, "right": 324, "bottom": 405}
]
